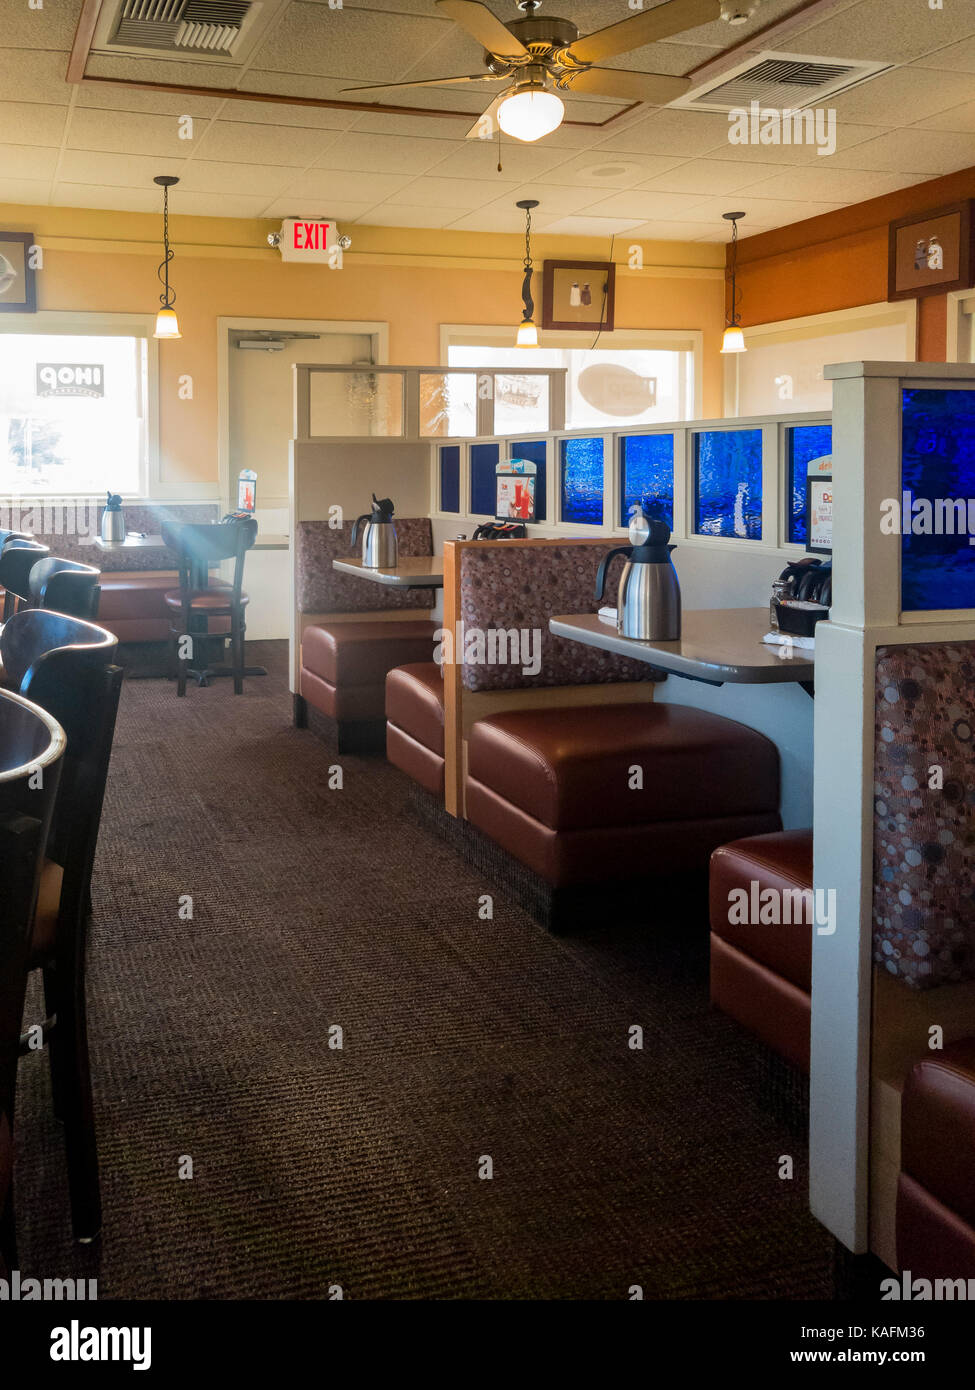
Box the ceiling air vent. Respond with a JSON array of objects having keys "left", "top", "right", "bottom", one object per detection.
[
  {"left": 110, "top": 0, "right": 252, "bottom": 56},
  {"left": 673, "top": 51, "right": 892, "bottom": 112}
]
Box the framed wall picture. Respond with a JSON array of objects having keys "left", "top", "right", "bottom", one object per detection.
[
  {"left": 806, "top": 475, "right": 833, "bottom": 554},
  {"left": 0, "top": 232, "right": 36, "bottom": 313},
  {"left": 542, "top": 260, "right": 615, "bottom": 332},
  {"left": 888, "top": 201, "right": 974, "bottom": 301}
]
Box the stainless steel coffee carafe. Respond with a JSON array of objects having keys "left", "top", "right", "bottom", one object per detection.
[
  {"left": 101, "top": 491, "right": 126, "bottom": 543},
  {"left": 351, "top": 494, "right": 398, "bottom": 568},
  {"left": 594, "top": 506, "right": 681, "bottom": 641}
]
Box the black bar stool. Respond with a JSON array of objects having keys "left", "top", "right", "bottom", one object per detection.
[{"left": 161, "top": 517, "right": 259, "bottom": 695}]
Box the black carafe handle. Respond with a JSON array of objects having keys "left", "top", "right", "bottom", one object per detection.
[
  {"left": 594, "top": 546, "right": 631, "bottom": 602},
  {"left": 350, "top": 514, "right": 371, "bottom": 547}
]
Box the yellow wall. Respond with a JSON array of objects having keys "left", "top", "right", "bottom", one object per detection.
[{"left": 0, "top": 204, "right": 725, "bottom": 496}]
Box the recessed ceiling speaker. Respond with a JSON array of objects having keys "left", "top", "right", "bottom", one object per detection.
[{"left": 720, "top": 0, "right": 758, "bottom": 22}]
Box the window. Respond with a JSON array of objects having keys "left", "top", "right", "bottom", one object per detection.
[
  {"left": 694, "top": 428, "right": 762, "bottom": 539},
  {"left": 447, "top": 343, "right": 693, "bottom": 428},
  {"left": 620, "top": 434, "right": 674, "bottom": 529},
  {"left": 439, "top": 445, "right": 460, "bottom": 513},
  {"left": 509, "top": 439, "right": 546, "bottom": 522},
  {"left": 470, "top": 442, "right": 499, "bottom": 516},
  {"left": 0, "top": 331, "right": 150, "bottom": 495},
  {"left": 786, "top": 423, "right": 832, "bottom": 545},
  {"left": 560, "top": 437, "right": 603, "bottom": 525},
  {"left": 420, "top": 372, "right": 476, "bottom": 437},
  {"left": 901, "top": 387, "right": 975, "bottom": 611}
]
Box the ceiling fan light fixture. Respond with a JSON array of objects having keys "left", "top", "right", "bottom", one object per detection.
[{"left": 497, "top": 83, "right": 564, "bottom": 143}]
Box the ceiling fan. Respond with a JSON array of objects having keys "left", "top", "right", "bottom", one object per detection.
[{"left": 342, "top": 0, "right": 726, "bottom": 143}]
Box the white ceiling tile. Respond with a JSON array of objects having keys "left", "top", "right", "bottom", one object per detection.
[
  {"left": 179, "top": 161, "right": 294, "bottom": 197},
  {"left": 537, "top": 151, "right": 687, "bottom": 188},
  {"left": 261, "top": 198, "right": 377, "bottom": 221},
  {"left": 628, "top": 219, "right": 738, "bottom": 242},
  {"left": 917, "top": 33, "right": 975, "bottom": 73},
  {"left": 252, "top": 4, "right": 449, "bottom": 82},
  {"left": 507, "top": 184, "right": 623, "bottom": 216},
  {"left": 0, "top": 177, "right": 51, "bottom": 207},
  {"left": 66, "top": 108, "right": 204, "bottom": 159},
  {"left": 540, "top": 214, "right": 647, "bottom": 239},
  {"left": 0, "top": 49, "right": 73, "bottom": 104},
  {"left": 359, "top": 205, "right": 462, "bottom": 229},
  {"left": 385, "top": 174, "right": 519, "bottom": 208},
  {"left": 50, "top": 184, "right": 162, "bottom": 214},
  {"left": 912, "top": 99, "right": 975, "bottom": 134},
  {"left": 1, "top": 0, "right": 81, "bottom": 50},
  {"left": 788, "top": 0, "right": 975, "bottom": 65},
  {"left": 216, "top": 95, "right": 357, "bottom": 131},
  {"left": 582, "top": 190, "right": 712, "bottom": 220},
  {"left": 444, "top": 204, "right": 559, "bottom": 234},
  {"left": 736, "top": 167, "right": 930, "bottom": 202},
  {"left": 281, "top": 169, "right": 416, "bottom": 202},
  {"left": 636, "top": 158, "right": 783, "bottom": 195},
  {"left": 75, "top": 85, "right": 224, "bottom": 118},
  {"left": 688, "top": 194, "right": 848, "bottom": 222},
  {"left": 57, "top": 150, "right": 189, "bottom": 189},
  {"left": 425, "top": 139, "right": 567, "bottom": 182},
  {"left": 165, "top": 191, "right": 273, "bottom": 218},
  {"left": 193, "top": 120, "right": 333, "bottom": 167},
  {"left": 84, "top": 54, "right": 241, "bottom": 89},
  {"left": 825, "top": 127, "right": 975, "bottom": 174},
  {"left": 593, "top": 108, "right": 732, "bottom": 158},
  {"left": 308, "top": 132, "right": 457, "bottom": 176},
  {"left": 827, "top": 66, "right": 975, "bottom": 125},
  {"left": 0, "top": 103, "right": 68, "bottom": 147},
  {"left": 0, "top": 145, "right": 59, "bottom": 180},
  {"left": 717, "top": 121, "right": 887, "bottom": 166}
]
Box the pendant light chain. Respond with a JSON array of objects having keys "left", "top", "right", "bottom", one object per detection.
[
  {"left": 521, "top": 201, "right": 535, "bottom": 323},
  {"left": 728, "top": 215, "right": 740, "bottom": 328},
  {"left": 158, "top": 181, "right": 176, "bottom": 312}
]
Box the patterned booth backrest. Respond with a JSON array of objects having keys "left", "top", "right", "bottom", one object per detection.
[
  {"left": 297, "top": 517, "right": 435, "bottom": 614},
  {"left": 874, "top": 641, "right": 975, "bottom": 990},
  {"left": 459, "top": 542, "right": 664, "bottom": 692},
  {"left": 11, "top": 503, "right": 220, "bottom": 572}
]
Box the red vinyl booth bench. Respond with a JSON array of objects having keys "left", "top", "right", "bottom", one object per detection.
[
  {"left": 295, "top": 518, "right": 438, "bottom": 753},
  {"left": 387, "top": 540, "right": 782, "bottom": 926}
]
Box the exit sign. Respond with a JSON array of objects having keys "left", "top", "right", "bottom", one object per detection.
[{"left": 276, "top": 218, "right": 339, "bottom": 263}]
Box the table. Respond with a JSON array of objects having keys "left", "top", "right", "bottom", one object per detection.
[
  {"left": 93, "top": 533, "right": 164, "bottom": 551},
  {"left": 332, "top": 556, "right": 443, "bottom": 589},
  {"left": 549, "top": 608, "right": 815, "bottom": 693}
]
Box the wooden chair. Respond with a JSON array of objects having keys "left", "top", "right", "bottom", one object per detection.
[
  {"left": 0, "top": 541, "right": 50, "bottom": 621},
  {"left": 1, "top": 609, "right": 121, "bottom": 1243},
  {"left": 162, "top": 517, "right": 257, "bottom": 695},
  {"left": 0, "top": 687, "right": 66, "bottom": 1272},
  {"left": 27, "top": 557, "right": 101, "bottom": 622}
]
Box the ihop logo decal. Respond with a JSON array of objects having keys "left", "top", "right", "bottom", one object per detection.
[{"left": 36, "top": 363, "right": 104, "bottom": 398}]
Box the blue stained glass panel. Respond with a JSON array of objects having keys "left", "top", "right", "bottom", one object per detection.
[
  {"left": 901, "top": 388, "right": 975, "bottom": 611},
  {"left": 439, "top": 444, "right": 460, "bottom": 514},
  {"left": 560, "top": 436, "right": 603, "bottom": 525},
  {"left": 510, "top": 439, "right": 546, "bottom": 521},
  {"left": 470, "top": 442, "right": 500, "bottom": 516},
  {"left": 693, "top": 428, "right": 762, "bottom": 539},
  {"left": 786, "top": 424, "right": 832, "bottom": 544},
  {"left": 620, "top": 434, "right": 674, "bottom": 529}
]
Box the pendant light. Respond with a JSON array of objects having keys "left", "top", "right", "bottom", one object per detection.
[
  {"left": 153, "top": 174, "right": 181, "bottom": 340},
  {"left": 498, "top": 79, "right": 565, "bottom": 144},
  {"left": 720, "top": 211, "right": 746, "bottom": 354},
  {"left": 515, "top": 198, "right": 539, "bottom": 348}
]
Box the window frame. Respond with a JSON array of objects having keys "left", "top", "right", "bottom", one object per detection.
[{"left": 0, "top": 309, "right": 159, "bottom": 500}]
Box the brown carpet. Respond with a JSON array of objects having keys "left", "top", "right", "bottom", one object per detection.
[{"left": 14, "top": 641, "right": 833, "bottom": 1300}]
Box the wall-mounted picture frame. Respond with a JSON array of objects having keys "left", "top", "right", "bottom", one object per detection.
[
  {"left": 0, "top": 231, "right": 36, "bottom": 313},
  {"left": 888, "top": 201, "right": 974, "bottom": 301},
  {"left": 806, "top": 474, "right": 833, "bottom": 554},
  {"left": 542, "top": 259, "right": 615, "bottom": 332}
]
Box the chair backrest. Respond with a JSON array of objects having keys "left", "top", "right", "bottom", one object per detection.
[
  {"left": 296, "top": 517, "right": 436, "bottom": 615},
  {"left": 0, "top": 688, "right": 65, "bottom": 1244},
  {"left": 0, "top": 530, "right": 31, "bottom": 550},
  {"left": 27, "top": 557, "right": 101, "bottom": 621},
  {"left": 161, "top": 518, "right": 256, "bottom": 601},
  {"left": 0, "top": 541, "right": 51, "bottom": 618},
  {"left": 0, "top": 609, "right": 118, "bottom": 703}
]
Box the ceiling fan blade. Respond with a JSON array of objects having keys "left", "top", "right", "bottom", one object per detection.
[
  {"left": 465, "top": 93, "right": 506, "bottom": 139},
  {"left": 561, "top": 67, "right": 692, "bottom": 104},
  {"left": 342, "top": 73, "right": 506, "bottom": 96},
  {"left": 436, "top": 0, "right": 530, "bottom": 59},
  {"left": 565, "top": 0, "right": 721, "bottom": 66}
]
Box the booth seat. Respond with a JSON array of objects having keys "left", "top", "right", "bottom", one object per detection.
[
  {"left": 897, "top": 1039, "right": 975, "bottom": 1280},
  {"left": 709, "top": 830, "right": 814, "bottom": 1074},
  {"left": 466, "top": 702, "right": 782, "bottom": 891},
  {"left": 386, "top": 663, "right": 445, "bottom": 797},
  {"left": 97, "top": 570, "right": 230, "bottom": 642},
  {"left": 295, "top": 518, "right": 437, "bottom": 752}
]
